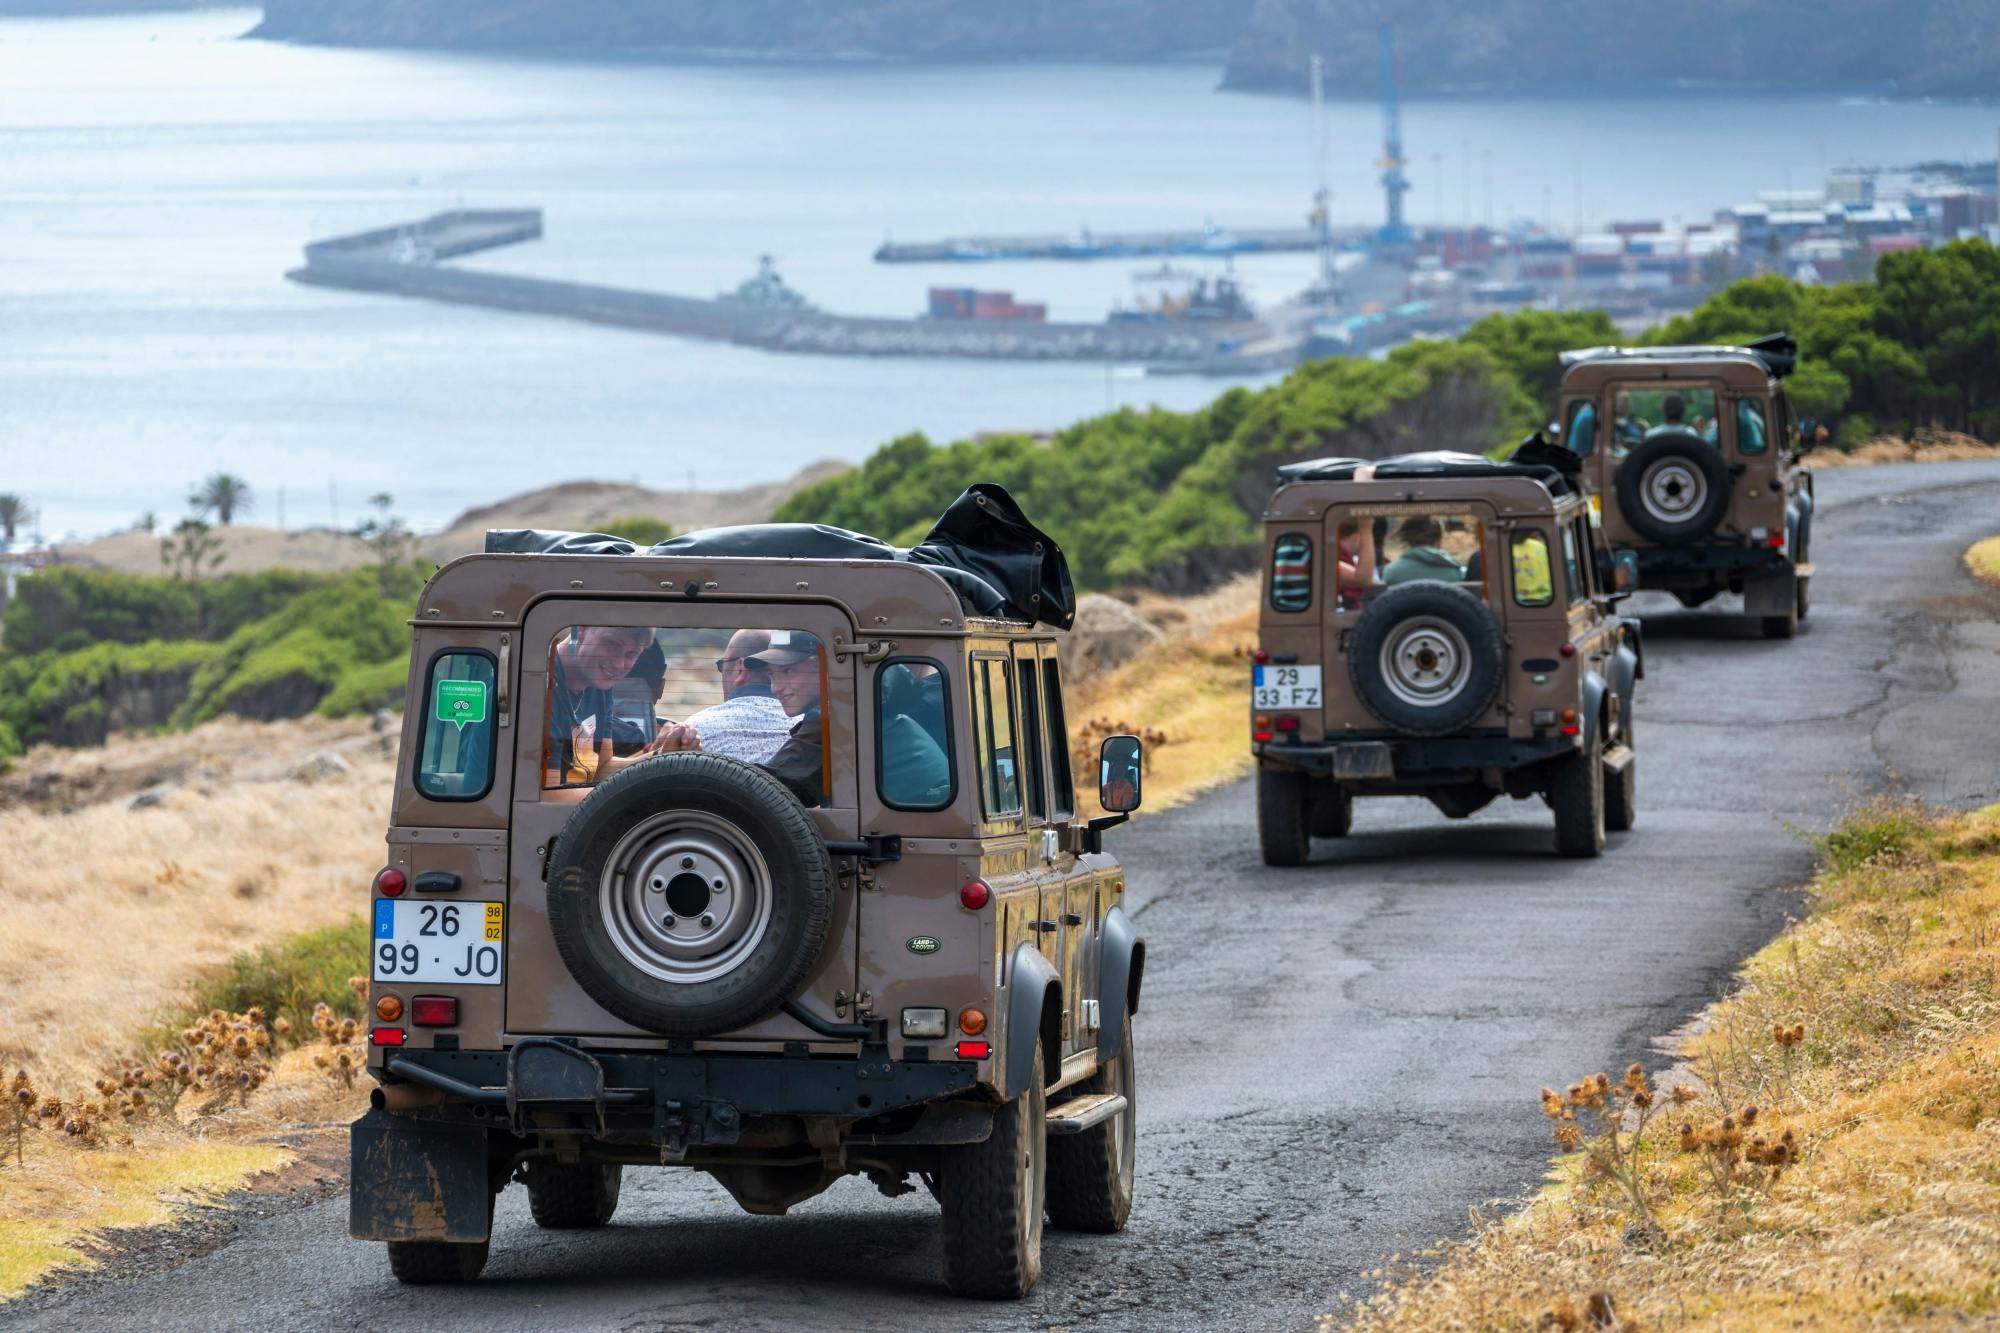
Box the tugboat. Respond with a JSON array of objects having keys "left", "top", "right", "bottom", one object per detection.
[
  {"left": 721, "top": 254, "right": 815, "bottom": 311},
  {"left": 1107, "top": 264, "right": 1256, "bottom": 323}
]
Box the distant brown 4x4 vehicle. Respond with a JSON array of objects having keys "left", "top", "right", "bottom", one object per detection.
[
  {"left": 1557, "top": 333, "right": 1815, "bottom": 638},
  {"left": 1253, "top": 449, "right": 1641, "bottom": 865},
  {"left": 350, "top": 486, "right": 1146, "bottom": 1300}
]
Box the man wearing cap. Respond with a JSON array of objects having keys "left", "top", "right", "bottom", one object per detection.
[
  {"left": 745, "top": 633, "right": 826, "bottom": 808},
  {"left": 683, "top": 629, "right": 794, "bottom": 763}
]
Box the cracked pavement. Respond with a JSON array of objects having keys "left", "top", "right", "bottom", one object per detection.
[{"left": 13, "top": 461, "right": 2000, "bottom": 1332}]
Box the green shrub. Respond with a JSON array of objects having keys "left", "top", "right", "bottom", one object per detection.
[
  {"left": 318, "top": 656, "right": 411, "bottom": 717},
  {"left": 1815, "top": 802, "right": 1930, "bottom": 873},
  {"left": 168, "top": 918, "right": 370, "bottom": 1044}
]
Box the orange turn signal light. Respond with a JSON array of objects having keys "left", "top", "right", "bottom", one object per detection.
[
  {"left": 374, "top": 994, "right": 403, "bottom": 1022},
  {"left": 958, "top": 1008, "right": 987, "bottom": 1036}
]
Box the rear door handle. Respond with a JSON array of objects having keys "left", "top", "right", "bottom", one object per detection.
[
  {"left": 1032, "top": 920, "right": 1059, "bottom": 933},
  {"left": 1060, "top": 912, "right": 1083, "bottom": 926}
]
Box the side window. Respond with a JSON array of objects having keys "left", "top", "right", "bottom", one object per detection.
[
  {"left": 1042, "top": 659, "right": 1076, "bottom": 820},
  {"left": 1564, "top": 399, "right": 1597, "bottom": 456},
  {"left": 971, "top": 656, "right": 1022, "bottom": 817},
  {"left": 416, "top": 651, "right": 497, "bottom": 801},
  {"left": 1015, "top": 659, "right": 1048, "bottom": 822},
  {"left": 1560, "top": 524, "right": 1587, "bottom": 608},
  {"left": 1269, "top": 533, "right": 1312, "bottom": 612},
  {"left": 876, "top": 659, "right": 954, "bottom": 811},
  {"left": 1735, "top": 399, "right": 1769, "bottom": 455},
  {"left": 1511, "top": 531, "right": 1554, "bottom": 607}
]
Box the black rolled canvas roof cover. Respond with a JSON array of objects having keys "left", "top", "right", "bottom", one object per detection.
[
  {"left": 1273, "top": 442, "right": 1578, "bottom": 498},
  {"left": 483, "top": 483, "right": 1076, "bottom": 630}
]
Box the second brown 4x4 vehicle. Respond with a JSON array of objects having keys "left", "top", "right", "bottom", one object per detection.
[
  {"left": 349, "top": 486, "right": 1147, "bottom": 1300},
  {"left": 1557, "top": 332, "right": 1815, "bottom": 638},
  {"left": 1254, "top": 449, "right": 1641, "bottom": 865}
]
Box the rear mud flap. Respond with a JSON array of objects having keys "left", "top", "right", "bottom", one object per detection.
[
  {"left": 349, "top": 1107, "right": 492, "bottom": 1243},
  {"left": 1741, "top": 564, "right": 1796, "bottom": 617}
]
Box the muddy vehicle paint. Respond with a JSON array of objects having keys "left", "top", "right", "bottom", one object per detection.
[
  {"left": 350, "top": 487, "right": 1146, "bottom": 1300},
  {"left": 1557, "top": 333, "right": 1815, "bottom": 638},
  {"left": 1253, "top": 450, "right": 1641, "bottom": 865}
]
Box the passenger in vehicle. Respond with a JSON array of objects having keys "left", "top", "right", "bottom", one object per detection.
[
  {"left": 1565, "top": 401, "right": 1596, "bottom": 456},
  {"left": 1611, "top": 391, "right": 1648, "bottom": 455},
  {"left": 878, "top": 661, "right": 951, "bottom": 807},
  {"left": 609, "top": 641, "right": 666, "bottom": 757},
  {"left": 545, "top": 625, "right": 660, "bottom": 787},
  {"left": 1644, "top": 394, "right": 1694, "bottom": 440},
  {"left": 1703, "top": 401, "right": 1766, "bottom": 451},
  {"left": 1382, "top": 516, "right": 1464, "bottom": 585},
  {"left": 683, "top": 629, "right": 793, "bottom": 763},
  {"left": 1335, "top": 518, "right": 1378, "bottom": 610},
  {"left": 747, "top": 634, "right": 827, "bottom": 807}
]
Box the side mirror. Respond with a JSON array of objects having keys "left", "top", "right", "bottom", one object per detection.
[
  {"left": 1098, "top": 734, "right": 1143, "bottom": 813},
  {"left": 1613, "top": 549, "right": 1639, "bottom": 593}
]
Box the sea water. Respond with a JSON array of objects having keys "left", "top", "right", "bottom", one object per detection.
[{"left": 3, "top": 9, "right": 1995, "bottom": 538}]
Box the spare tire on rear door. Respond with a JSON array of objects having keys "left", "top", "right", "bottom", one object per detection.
[
  {"left": 1347, "top": 581, "right": 1505, "bottom": 737},
  {"left": 545, "top": 754, "right": 835, "bottom": 1037},
  {"left": 1615, "top": 431, "right": 1732, "bottom": 545}
]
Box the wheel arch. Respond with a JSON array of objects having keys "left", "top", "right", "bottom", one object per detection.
[
  {"left": 1004, "top": 945, "right": 1062, "bottom": 1098},
  {"left": 1096, "top": 905, "right": 1145, "bottom": 1064}
]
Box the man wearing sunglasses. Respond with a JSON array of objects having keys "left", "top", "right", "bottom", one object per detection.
[{"left": 681, "top": 628, "right": 794, "bottom": 764}]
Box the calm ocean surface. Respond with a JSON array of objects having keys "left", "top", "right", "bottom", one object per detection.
[{"left": 4, "top": 9, "right": 1996, "bottom": 538}]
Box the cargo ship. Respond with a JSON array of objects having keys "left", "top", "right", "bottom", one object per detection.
[{"left": 924, "top": 287, "right": 1047, "bottom": 322}]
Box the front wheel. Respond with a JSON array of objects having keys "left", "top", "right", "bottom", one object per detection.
[
  {"left": 940, "top": 1038, "right": 1047, "bottom": 1298},
  {"left": 1047, "top": 1016, "right": 1136, "bottom": 1233},
  {"left": 1549, "top": 727, "right": 1606, "bottom": 858},
  {"left": 1256, "top": 768, "right": 1312, "bottom": 867},
  {"left": 387, "top": 1239, "right": 489, "bottom": 1285}
]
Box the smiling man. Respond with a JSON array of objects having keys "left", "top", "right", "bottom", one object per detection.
[{"left": 745, "top": 633, "right": 826, "bottom": 807}]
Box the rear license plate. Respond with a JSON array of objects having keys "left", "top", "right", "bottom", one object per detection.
[
  {"left": 1252, "top": 664, "right": 1321, "bottom": 709},
  {"left": 372, "top": 900, "right": 504, "bottom": 985}
]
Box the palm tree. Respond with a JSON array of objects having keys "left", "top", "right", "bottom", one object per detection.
[
  {"left": 0, "top": 494, "right": 24, "bottom": 546},
  {"left": 189, "top": 473, "right": 253, "bottom": 526}
]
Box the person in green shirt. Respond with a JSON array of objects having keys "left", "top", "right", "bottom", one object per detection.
[{"left": 1382, "top": 516, "right": 1464, "bottom": 585}]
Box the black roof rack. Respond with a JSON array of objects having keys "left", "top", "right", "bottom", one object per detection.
[
  {"left": 482, "top": 483, "right": 1075, "bottom": 630},
  {"left": 1274, "top": 442, "right": 1579, "bottom": 497},
  {"left": 1558, "top": 331, "right": 1796, "bottom": 379}
]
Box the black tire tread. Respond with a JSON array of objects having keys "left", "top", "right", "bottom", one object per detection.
[
  {"left": 1549, "top": 730, "right": 1606, "bottom": 858},
  {"left": 1256, "top": 768, "right": 1311, "bottom": 867},
  {"left": 1046, "top": 1017, "right": 1135, "bottom": 1234},
  {"left": 527, "top": 1161, "right": 622, "bottom": 1230},
  {"left": 387, "top": 1239, "right": 489, "bottom": 1284},
  {"left": 940, "top": 1040, "right": 1046, "bottom": 1299}
]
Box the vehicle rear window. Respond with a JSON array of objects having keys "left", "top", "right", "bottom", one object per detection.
[
  {"left": 876, "top": 659, "right": 953, "bottom": 811},
  {"left": 1269, "top": 532, "right": 1312, "bottom": 612},
  {"left": 1613, "top": 386, "right": 1718, "bottom": 452},
  {"left": 1511, "top": 531, "right": 1553, "bottom": 607},
  {"left": 971, "top": 656, "right": 1021, "bottom": 817},
  {"left": 1337, "top": 508, "right": 1488, "bottom": 608},
  {"left": 416, "top": 650, "right": 497, "bottom": 801},
  {"left": 1735, "top": 399, "right": 1769, "bottom": 454}
]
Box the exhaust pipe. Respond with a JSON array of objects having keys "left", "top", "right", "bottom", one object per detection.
[{"left": 372, "top": 1083, "right": 448, "bottom": 1112}]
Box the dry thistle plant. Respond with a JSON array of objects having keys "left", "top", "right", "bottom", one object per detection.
[
  {"left": 1071, "top": 716, "right": 1170, "bottom": 781},
  {"left": 168, "top": 1006, "right": 277, "bottom": 1115},
  {"left": 7, "top": 1068, "right": 37, "bottom": 1166},
  {"left": 1676, "top": 1101, "right": 1798, "bottom": 1224},
  {"left": 309, "top": 996, "right": 367, "bottom": 1089},
  {"left": 1539, "top": 1064, "right": 1662, "bottom": 1235}
]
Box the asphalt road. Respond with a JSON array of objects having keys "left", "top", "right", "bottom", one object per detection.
[{"left": 16, "top": 460, "right": 2000, "bottom": 1333}]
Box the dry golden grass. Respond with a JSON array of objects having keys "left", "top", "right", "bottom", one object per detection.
[
  {"left": 1802, "top": 432, "right": 2000, "bottom": 469},
  {"left": 1330, "top": 801, "right": 2000, "bottom": 1331},
  {"left": 0, "top": 716, "right": 392, "bottom": 1088},
  {"left": 1967, "top": 536, "right": 2000, "bottom": 588},
  {"left": 1065, "top": 575, "right": 1259, "bottom": 818}
]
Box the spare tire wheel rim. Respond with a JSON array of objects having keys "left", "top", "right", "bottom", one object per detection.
[
  {"left": 1641, "top": 458, "right": 1707, "bottom": 525},
  {"left": 600, "top": 809, "right": 775, "bottom": 985},
  {"left": 1380, "top": 615, "right": 1472, "bottom": 709}
]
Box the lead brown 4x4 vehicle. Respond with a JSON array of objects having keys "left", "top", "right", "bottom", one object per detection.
[
  {"left": 1557, "top": 332, "right": 1815, "bottom": 638},
  {"left": 350, "top": 486, "right": 1147, "bottom": 1300},
  {"left": 1254, "top": 449, "right": 1641, "bottom": 865}
]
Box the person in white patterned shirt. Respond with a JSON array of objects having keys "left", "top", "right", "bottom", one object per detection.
[{"left": 682, "top": 630, "right": 794, "bottom": 763}]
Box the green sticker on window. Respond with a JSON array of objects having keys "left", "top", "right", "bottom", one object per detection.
[{"left": 435, "top": 678, "right": 488, "bottom": 729}]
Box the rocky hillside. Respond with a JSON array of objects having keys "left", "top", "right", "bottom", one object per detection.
[{"left": 250, "top": 0, "right": 1239, "bottom": 58}]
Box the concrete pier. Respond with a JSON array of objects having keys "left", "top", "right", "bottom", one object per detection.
[
  {"left": 874, "top": 224, "right": 1336, "bottom": 263},
  {"left": 288, "top": 209, "right": 1306, "bottom": 372}
]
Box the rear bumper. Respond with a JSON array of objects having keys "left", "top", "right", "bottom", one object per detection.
[
  {"left": 1256, "top": 731, "right": 1574, "bottom": 779},
  {"left": 1633, "top": 543, "right": 1787, "bottom": 579}
]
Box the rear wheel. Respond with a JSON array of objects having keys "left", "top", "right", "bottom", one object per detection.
[
  {"left": 1796, "top": 574, "right": 1811, "bottom": 623},
  {"left": 526, "top": 1161, "right": 622, "bottom": 1230},
  {"left": 940, "top": 1038, "right": 1047, "bottom": 1298},
  {"left": 1604, "top": 716, "right": 1636, "bottom": 834},
  {"left": 387, "top": 1239, "right": 489, "bottom": 1285},
  {"left": 1310, "top": 784, "right": 1353, "bottom": 839},
  {"left": 1256, "top": 769, "right": 1312, "bottom": 867},
  {"left": 1549, "top": 727, "right": 1606, "bottom": 858},
  {"left": 1047, "top": 1016, "right": 1136, "bottom": 1234}
]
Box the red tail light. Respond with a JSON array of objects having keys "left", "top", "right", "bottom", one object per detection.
[
  {"left": 959, "top": 879, "right": 991, "bottom": 911},
  {"left": 1252, "top": 648, "right": 1271, "bottom": 664},
  {"left": 1767, "top": 532, "right": 1787, "bottom": 549},
  {"left": 369, "top": 1026, "right": 406, "bottom": 1047},
  {"left": 1274, "top": 715, "right": 1301, "bottom": 733},
  {"left": 410, "top": 996, "right": 459, "bottom": 1027},
  {"left": 1558, "top": 643, "right": 1576, "bottom": 658},
  {"left": 1253, "top": 731, "right": 1273, "bottom": 743},
  {"left": 955, "top": 1040, "right": 991, "bottom": 1061},
  {"left": 374, "top": 867, "right": 407, "bottom": 898}
]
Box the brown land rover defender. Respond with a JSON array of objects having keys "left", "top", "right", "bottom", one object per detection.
[
  {"left": 1557, "top": 333, "right": 1815, "bottom": 638},
  {"left": 350, "top": 486, "right": 1146, "bottom": 1300},
  {"left": 1253, "top": 450, "right": 1641, "bottom": 865}
]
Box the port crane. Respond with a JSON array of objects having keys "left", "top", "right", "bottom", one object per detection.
[{"left": 1376, "top": 23, "right": 1412, "bottom": 247}]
